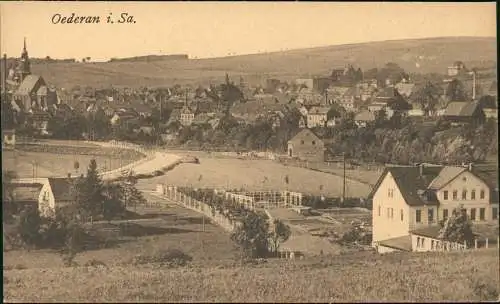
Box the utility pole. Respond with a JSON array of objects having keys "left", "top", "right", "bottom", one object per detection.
[{"left": 342, "top": 152, "right": 346, "bottom": 204}]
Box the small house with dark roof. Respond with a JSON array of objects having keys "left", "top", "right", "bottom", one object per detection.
[
  {"left": 8, "top": 176, "right": 79, "bottom": 217},
  {"left": 441, "top": 101, "right": 485, "bottom": 125},
  {"left": 370, "top": 164, "right": 499, "bottom": 254},
  {"left": 287, "top": 129, "right": 325, "bottom": 162}
]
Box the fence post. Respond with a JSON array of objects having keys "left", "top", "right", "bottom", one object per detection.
[
  {"left": 474, "top": 239, "right": 478, "bottom": 249},
  {"left": 485, "top": 238, "right": 489, "bottom": 249},
  {"left": 464, "top": 240, "right": 467, "bottom": 249},
  {"left": 497, "top": 237, "right": 499, "bottom": 249}
]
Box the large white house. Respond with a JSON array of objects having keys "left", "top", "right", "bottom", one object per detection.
[{"left": 370, "top": 164, "right": 499, "bottom": 253}]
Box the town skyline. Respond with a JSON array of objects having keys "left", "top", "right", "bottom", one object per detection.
[{"left": 0, "top": 2, "right": 496, "bottom": 61}]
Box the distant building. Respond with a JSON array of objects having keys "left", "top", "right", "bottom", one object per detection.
[
  {"left": 307, "top": 106, "right": 329, "bottom": 128},
  {"left": 295, "top": 78, "right": 314, "bottom": 90},
  {"left": 395, "top": 79, "right": 415, "bottom": 98},
  {"left": 354, "top": 110, "right": 376, "bottom": 128},
  {"left": 179, "top": 105, "right": 195, "bottom": 126},
  {"left": 447, "top": 61, "right": 466, "bottom": 77},
  {"left": 298, "top": 116, "right": 306, "bottom": 129},
  {"left": 313, "top": 77, "right": 334, "bottom": 93},
  {"left": 287, "top": 129, "right": 325, "bottom": 162}
]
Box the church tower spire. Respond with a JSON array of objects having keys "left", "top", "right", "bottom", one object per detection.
[{"left": 17, "top": 37, "right": 31, "bottom": 82}]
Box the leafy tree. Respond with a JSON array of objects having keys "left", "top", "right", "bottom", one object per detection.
[
  {"left": 102, "top": 182, "right": 126, "bottom": 222},
  {"left": 327, "top": 105, "right": 343, "bottom": 120},
  {"left": 270, "top": 219, "right": 291, "bottom": 256},
  {"left": 120, "top": 170, "right": 146, "bottom": 212},
  {"left": 412, "top": 81, "right": 441, "bottom": 115},
  {"left": 374, "top": 108, "right": 387, "bottom": 127},
  {"left": 446, "top": 79, "right": 468, "bottom": 101},
  {"left": 231, "top": 212, "right": 271, "bottom": 258},
  {"left": 438, "top": 206, "right": 474, "bottom": 247},
  {"left": 2, "top": 170, "right": 18, "bottom": 219}
]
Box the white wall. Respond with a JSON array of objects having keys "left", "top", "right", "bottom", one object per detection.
[
  {"left": 436, "top": 171, "right": 496, "bottom": 223},
  {"left": 372, "top": 172, "right": 410, "bottom": 243}
]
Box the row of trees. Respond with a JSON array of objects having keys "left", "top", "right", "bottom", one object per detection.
[{"left": 176, "top": 187, "right": 291, "bottom": 258}]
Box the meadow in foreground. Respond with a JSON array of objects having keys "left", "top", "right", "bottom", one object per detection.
[{"left": 4, "top": 249, "right": 498, "bottom": 302}]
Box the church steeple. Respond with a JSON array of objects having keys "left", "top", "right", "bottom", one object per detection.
[{"left": 17, "top": 37, "right": 31, "bottom": 82}]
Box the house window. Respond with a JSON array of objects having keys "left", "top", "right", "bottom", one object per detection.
[
  {"left": 452, "top": 190, "right": 458, "bottom": 200},
  {"left": 480, "top": 189, "right": 485, "bottom": 199},
  {"left": 400, "top": 209, "right": 404, "bottom": 221},
  {"left": 391, "top": 208, "right": 394, "bottom": 219},
  {"left": 471, "top": 190, "right": 476, "bottom": 200},
  {"left": 470, "top": 208, "right": 476, "bottom": 221},
  {"left": 416, "top": 237, "right": 421, "bottom": 247},
  {"left": 443, "top": 209, "right": 448, "bottom": 220},
  {"left": 479, "top": 208, "right": 485, "bottom": 221},
  {"left": 416, "top": 210, "right": 422, "bottom": 223},
  {"left": 388, "top": 189, "right": 394, "bottom": 198},
  {"left": 421, "top": 238, "right": 425, "bottom": 247},
  {"left": 443, "top": 191, "right": 449, "bottom": 200},
  {"left": 493, "top": 208, "right": 498, "bottom": 220},
  {"left": 378, "top": 205, "right": 381, "bottom": 216},
  {"left": 387, "top": 208, "right": 390, "bottom": 218},
  {"left": 431, "top": 240, "right": 435, "bottom": 250},
  {"left": 462, "top": 190, "right": 467, "bottom": 200},
  {"left": 428, "top": 209, "right": 434, "bottom": 223}
]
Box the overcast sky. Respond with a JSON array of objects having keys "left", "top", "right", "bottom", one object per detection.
[{"left": 0, "top": 2, "right": 496, "bottom": 61}]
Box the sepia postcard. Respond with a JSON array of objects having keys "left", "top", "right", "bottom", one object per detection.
[{"left": 1, "top": 1, "right": 498, "bottom": 302}]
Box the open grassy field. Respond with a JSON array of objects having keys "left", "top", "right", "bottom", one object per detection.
[
  {"left": 4, "top": 249, "right": 498, "bottom": 302},
  {"left": 3, "top": 193, "right": 240, "bottom": 270},
  {"left": 2, "top": 145, "right": 144, "bottom": 178},
  {"left": 136, "top": 156, "right": 373, "bottom": 198},
  {"left": 17, "top": 37, "right": 496, "bottom": 89}
]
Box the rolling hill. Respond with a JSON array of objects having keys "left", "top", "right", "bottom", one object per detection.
[{"left": 26, "top": 36, "right": 497, "bottom": 89}]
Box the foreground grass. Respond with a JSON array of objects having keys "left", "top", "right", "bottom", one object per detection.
[{"left": 4, "top": 249, "right": 498, "bottom": 302}]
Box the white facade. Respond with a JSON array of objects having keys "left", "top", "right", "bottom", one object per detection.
[{"left": 434, "top": 170, "right": 498, "bottom": 223}]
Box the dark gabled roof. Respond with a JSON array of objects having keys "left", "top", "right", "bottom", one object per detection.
[
  {"left": 10, "top": 183, "right": 43, "bottom": 202},
  {"left": 15, "top": 75, "right": 45, "bottom": 96},
  {"left": 48, "top": 178, "right": 77, "bottom": 202},
  {"left": 288, "top": 128, "right": 323, "bottom": 145},
  {"left": 368, "top": 165, "right": 442, "bottom": 206},
  {"left": 443, "top": 101, "right": 481, "bottom": 117},
  {"left": 410, "top": 226, "right": 442, "bottom": 239}
]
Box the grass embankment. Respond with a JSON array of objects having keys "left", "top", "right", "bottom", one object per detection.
[
  {"left": 4, "top": 249, "right": 498, "bottom": 302},
  {"left": 3, "top": 145, "right": 144, "bottom": 178}
]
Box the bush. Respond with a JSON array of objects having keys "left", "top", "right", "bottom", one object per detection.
[
  {"left": 131, "top": 249, "right": 193, "bottom": 267},
  {"left": 17, "top": 206, "right": 42, "bottom": 247},
  {"left": 84, "top": 259, "right": 107, "bottom": 268}
]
